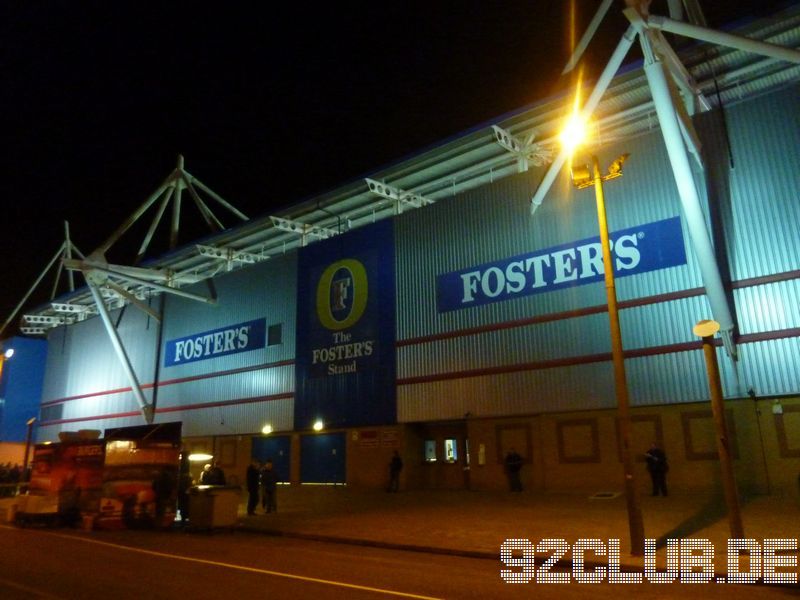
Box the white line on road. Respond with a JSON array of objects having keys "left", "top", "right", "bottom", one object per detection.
[
  {"left": 4, "top": 527, "right": 442, "bottom": 600},
  {"left": 0, "top": 575, "right": 64, "bottom": 599}
]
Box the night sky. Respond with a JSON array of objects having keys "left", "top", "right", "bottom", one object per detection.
[{"left": 0, "top": 0, "right": 788, "bottom": 332}]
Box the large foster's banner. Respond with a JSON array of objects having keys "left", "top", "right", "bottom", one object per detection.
[{"left": 295, "top": 220, "right": 396, "bottom": 428}]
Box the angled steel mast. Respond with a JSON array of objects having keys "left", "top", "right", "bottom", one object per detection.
[
  {"left": 62, "top": 156, "right": 249, "bottom": 424},
  {"left": 2, "top": 222, "right": 85, "bottom": 338},
  {"left": 528, "top": 0, "right": 800, "bottom": 360}
]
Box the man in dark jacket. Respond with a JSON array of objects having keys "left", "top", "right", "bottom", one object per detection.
[
  {"left": 261, "top": 460, "right": 278, "bottom": 513},
  {"left": 505, "top": 448, "right": 523, "bottom": 492},
  {"left": 645, "top": 442, "right": 669, "bottom": 496},
  {"left": 246, "top": 460, "right": 261, "bottom": 515},
  {"left": 387, "top": 451, "right": 403, "bottom": 492}
]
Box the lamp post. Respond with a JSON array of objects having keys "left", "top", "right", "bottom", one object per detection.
[
  {"left": 22, "top": 417, "right": 37, "bottom": 484},
  {"left": 693, "top": 319, "right": 744, "bottom": 538},
  {"left": 567, "top": 147, "right": 645, "bottom": 556}
]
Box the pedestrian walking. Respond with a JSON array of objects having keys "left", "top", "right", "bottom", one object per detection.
[
  {"left": 261, "top": 459, "right": 278, "bottom": 513},
  {"left": 505, "top": 448, "right": 523, "bottom": 492},
  {"left": 387, "top": 451, "right": 403, "bottom": 492},
  {"left": 246, "top": 460, "right": 261, "bottom": 515},
  {"left": 645, "top": 442, "right": 669, "bottom": 496}
]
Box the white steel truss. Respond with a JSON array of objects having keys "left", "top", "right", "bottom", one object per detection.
[
  {"left": 528, "top": 0, "right": 800, "bottom": 361},
  {"left": 364, "top": 178, "right": 434, "bottom": 214}
]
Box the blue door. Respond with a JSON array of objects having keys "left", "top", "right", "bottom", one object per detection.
[
  {"left": 251, "top": 435, "right": 291, "bottom": 483},
  {"left": 300, "top": 432, "right": 346, "bottom": 484}
]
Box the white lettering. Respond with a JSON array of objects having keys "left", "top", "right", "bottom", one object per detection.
[
  {"left": 460, "top": 271, "right": 481, "bottom": 303},
  {"left": 174, "top": 340, "right": 186, "bottom": 363},
  {"left": 223, "top": 329, "right": 236, "bottom": 352},
  {"left": 613, "top": 234, "right": 641, "bottom": 271},
  {"left": 505, "top": 261, "right": 526, "bottom": 294},
  {"left": 576, "top": 242, "right": 603, "bottom": 279},
  {"left": 551, "top": 249, "right": 578, "bottom": 284},
  {"left": 213, "top": 331, "right": 224, "bottom": 354},
  {"left": 525, "top": 255, "right": 550, "bottom": 289},
  {"left": 238, "top": 326, "right": 249, "bottom": 349},
  {"left": 481, "top": 267, "right": 505, "bottom": 298}
]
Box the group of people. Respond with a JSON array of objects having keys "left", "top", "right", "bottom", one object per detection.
[
  {"left": 0, "top": 463, "right": 24, "bottom": 497},
  {"left": 246, "top": 459, "right": 279, "bottom": 515},
  {"left": 504, "top": 443, "right": 670, "bottom": 495},
  {"left": 199, "top": 461, "right": 226, "bottom": 486}
]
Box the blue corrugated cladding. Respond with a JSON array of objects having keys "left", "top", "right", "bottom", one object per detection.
[
  {"left": 156, "top": 253, "right": 297, "bottom": 435},
  {"left": 40, "top": 305, "right": 159, "bottom": 439},
  {"left": 38, "top": 252, "right": 297, "bottom": 440},
  {"left": 395, "top": 83, "right": 800, "bottom": 421}
]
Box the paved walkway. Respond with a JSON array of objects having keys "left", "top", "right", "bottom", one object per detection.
[{"left": 234, "top": 486, "right": 800, "bottom": 571}]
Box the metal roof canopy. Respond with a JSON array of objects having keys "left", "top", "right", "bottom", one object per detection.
[{"left": 12, "top": 3, "right": 800, "bottom": 342}]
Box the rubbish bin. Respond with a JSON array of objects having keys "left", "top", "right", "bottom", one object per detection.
[{"left": 187, "top": 485, "right": 241, "bottom": 531}]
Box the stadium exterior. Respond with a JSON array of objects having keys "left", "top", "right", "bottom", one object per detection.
[{"left": 26, "top": 7, "right": 800, "bottom": 496}]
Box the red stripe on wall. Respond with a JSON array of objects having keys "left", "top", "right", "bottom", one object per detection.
[
  {"left": 396, "top": 328, "right": 798, "bottom": 386},
  {"left": 41, "top": 359, "right": 295, "bottom": 407},
  {"left": 397, "top": 270, "right": 800, "bottom": 348},
  {"left": 39, "top": 392, "right": 295, "bottom": 427}
]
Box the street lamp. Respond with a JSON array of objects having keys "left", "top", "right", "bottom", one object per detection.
[
  {"left": 562, "top": 113, "right": 645, "bottom": 557},
  {"left": 0, "top": 346, "right": 14, "bottom": 383},
  {"left": 692, "top": 319, "right": 744, "bottom": 538}
]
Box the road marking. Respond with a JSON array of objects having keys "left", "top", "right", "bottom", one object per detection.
[
  {"left": 6, "top": 528, "right": 442, "bottom": 600},
  {"left": 0, "top": 575, "right": 63, "bottom": 599}
]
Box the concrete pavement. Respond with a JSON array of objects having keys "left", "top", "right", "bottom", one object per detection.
[{"left": 233, "top": 485, "right": 800, "bottom": 573}]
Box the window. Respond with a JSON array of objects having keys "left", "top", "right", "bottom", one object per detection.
[
  {"left": 268, "top": 323, "right": 282, "bottom": 346},
  {"left": 424, "top": 440, "right": 437, "bottom": 462},
  {"left": 444, "top": 439, "right": 458, "bottom": 463},
  {"left": 41, "top": 404, "right": 63, "bottom": 422}
]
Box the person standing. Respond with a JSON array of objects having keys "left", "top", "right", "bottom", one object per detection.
[
  {"left": 199, "top": 461, "right": 226, "bottom": 485},
  {"left": 645, "top": 442, "right": 669, "bottom": 496},
  {"left": 505, "top": 448, "right": 523, "bottom": 492},
  {"left": 246, "top": 460, "right": 261, "bottom": 516},
  {"left": 387, "top": 451, "right": 403, "bottom": 492},
  {"left": 261, "top": 459, "right": 278, "bottom": 513}
]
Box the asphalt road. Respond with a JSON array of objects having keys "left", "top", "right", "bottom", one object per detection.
[{"left": 0, "top": 525, "right": 798, "bottom": 599}]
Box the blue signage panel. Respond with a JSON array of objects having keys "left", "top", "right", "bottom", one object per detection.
[
  {"left": 437, "top": 216, "right": 687, "bottom": 312},
  {"left": 295, "top": 220, "right": 396, "bottom": 428},
  {"left": 164, "top": 318, "right": 266, "bottom": 367}
]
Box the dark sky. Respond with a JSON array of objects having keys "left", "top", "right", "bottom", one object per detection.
[{"left": 0, "top": 0, "right": 788, "bottom": 331}]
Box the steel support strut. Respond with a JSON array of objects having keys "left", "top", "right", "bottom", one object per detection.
[
  {"left": 87, "top": 279, "right": 154, "bottom": 424},
  {"left": 641, "top": 41, "right": 737, "bottom": 356}
]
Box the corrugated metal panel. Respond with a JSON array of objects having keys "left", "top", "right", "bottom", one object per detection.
[
  {"left": 154, "top": 253, "right": 297, "bottom": 426},
  {"left": 39, "top": 253, "right": 297, "bottom": 433},
  {"left": 726, "top": 85, "right": 800, "bottom": 280},
  {"left": 157, "top": 398, "right": 294, "bottom": 437},
  {"left": 621, "top": 295, "right": 712, "bottom": 349},
  {"left": 627, "top": 350, "right": 713, "bottom": 407},
  {"left": 738, "top": 338, "right": 800, "bottom": 397},
  {"left": 398, "top": 363, "right": 617, "bottom": 422},
  {"left": 161, "top": 252, "right": 297, "bottom": 376},
  {"left": 396, "top": 126, "right": 706, "bottom": 342},
  {"left": 155, "top": 365, "right": 294, "bottom": 408},
  {"left": 42, "top": 306, "right": 159, "bottom": 402},
  {"left": 36, "top": 398, "right": 294, "bottom": 443},
  {"left": 736, "top": 281, "right": 800, "bottom": 334},
  {"left": 395, "top": 84, "right": 799, "bottom": 420}
]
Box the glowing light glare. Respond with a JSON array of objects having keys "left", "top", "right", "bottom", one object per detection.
[
  {"left": 261, "top": 423, "right": 273, "bottom": 435},
  {"left": 188, "top": 453, "right": 214, "bottom": 462},
  {"left": 313, "top": 420, "right": 324, "bottom": 432},
  {"left": 560, "top": 78, "right": 588, "bottom": 154},
  {"left": 3, "top": 348, "right": 14, "bottom": 359},
  {"left": 559, "top": 111, "right": 588, "bottom": 154}
]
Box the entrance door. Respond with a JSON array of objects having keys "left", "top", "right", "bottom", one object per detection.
[
  {"left": 417, "top": 421, "right": 469, "bottom": 490},
  {"left": 251, "top": 435, "right": 291, "bottom": 482},
  {"left": 300, "top": 432, "right": 346, "bottom": 484}
]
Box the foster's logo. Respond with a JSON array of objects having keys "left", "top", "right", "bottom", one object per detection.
[{"left": 316, "top": 259, "right": 368, "bottom": 331}]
